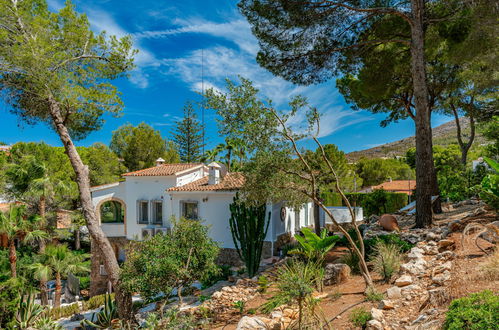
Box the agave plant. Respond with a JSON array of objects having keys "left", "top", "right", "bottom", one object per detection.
[
  {"left": 81, "top": 294, "right": 118, "bottom": 329},
  {"left": 34, "top": 316, "right": 64, "bottom": 330},
  {"left": 291, "top": 227, "right": 340, "bottom": 263},
  {"left": 15, "top": 290, "right": 46, "bottom": 329}
]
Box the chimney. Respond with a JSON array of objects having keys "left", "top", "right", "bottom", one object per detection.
[
  {"left": 156, "top": 157, "right": 165, "bottom": 166},
  {"left": 208, "top": 162, "right": 222, "bottom": 185}
]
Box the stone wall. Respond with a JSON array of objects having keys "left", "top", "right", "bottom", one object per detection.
[{"left": 89, "top": 237, "right": 129, "bottom": 297}]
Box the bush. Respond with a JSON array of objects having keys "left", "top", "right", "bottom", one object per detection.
[
  {"left": 443, "top": 290, "right": 499, "bottom": 330},
  {"left": 79, "top": 276, "right": 90, "bottom": 290},
  {"left": 200, "top": 264, "right": 233, "bottom": 289},
  {"left": 0, "top": 278, "right": 21, "bottom": 328},
  {"left": 48, "top": 303, "right": 80, "bottom": 320},
  {"left": 322, "top": 191, "right": 408, "bottom": 216},
  {"left": 349, "top": 307, "right": 372, "bottom": 328},
  {"left": 82, "top": 293, "right": 115, "bottom": 311},
  {"left": 371, "top": 242, "right": 402, "bottom": 282},
  {"left": 365, "top": 287, "right": 384, "bottom": 302},
  {"left": 341, "top": 250, "right": 361, "bottom": 274}
]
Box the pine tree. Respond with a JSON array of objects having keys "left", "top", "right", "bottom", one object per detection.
[{"left": 172, "top": 103, "right": 205, "bottom": 163}]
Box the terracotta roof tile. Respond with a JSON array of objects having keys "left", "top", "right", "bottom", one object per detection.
[
  {"left": 168, "top": 172, "right": 245, "bottom": 192},
  {"left": 372, "top": 180, "right": 416, "bottom": 195},
  {"left": 123, "top": 163, "right": 203, "bottom": 177}
]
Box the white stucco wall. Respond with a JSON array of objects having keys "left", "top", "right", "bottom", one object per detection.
[
  {"left": 91, "top": 182, "right": 127, "bottom": 237},
  {"left": 321, "top": 206, "right": 363, "bottom": 225}
]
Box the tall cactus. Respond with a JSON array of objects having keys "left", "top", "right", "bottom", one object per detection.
[{"left": 229, "top": 194, "right": 270, "bottom": 277}]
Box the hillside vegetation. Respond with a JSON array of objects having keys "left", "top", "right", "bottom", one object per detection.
[{"left": 346, "top": 118, "right": 485, "bottom": 162}]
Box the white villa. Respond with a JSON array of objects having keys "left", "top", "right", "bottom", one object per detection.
[{"left": 89, "top": 159, "right": 314, "bottom": 295}]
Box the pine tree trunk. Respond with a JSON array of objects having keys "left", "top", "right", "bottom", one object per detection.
[
  {"left": 47, "top": 97, "right": 133, "bottom": 320},
  {"left": 54, "top": 272, "right": 62, "bottom": 308},
  {"left": 75, "top": 227, "right": 81, "bottom": 250},
  {"left": 9, "top": 240, "right": 17, "bottom": 278},
  {"left": 410, "top": 0, "right": 433, "bottom": 228}
]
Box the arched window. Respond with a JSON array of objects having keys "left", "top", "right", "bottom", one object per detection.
[{"left": 100, "top": 200, "right": 124, "bottom": 223}]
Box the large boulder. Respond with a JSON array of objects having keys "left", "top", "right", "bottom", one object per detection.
[
  {"left": 236, "top": 316, "right": 268, "bottom": 330},
  {"left": 379, "top": 214, "right": 400, "bottom": 232},
  {"left": 323, "top": 263, "right": 351, "bottom": 286}
]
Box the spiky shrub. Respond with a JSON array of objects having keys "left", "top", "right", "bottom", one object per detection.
[
  {"left": 34, "top": 316, "right": 64, "bottom": 330},
  {"left": 229, "top": 194, "right": 270, "bottom": 277},
  {"left": 261, "top": 260, "right": 325, "bottom": 329},
  {"left": 371, "top": 241, "right": 403, "bottom": 282},
  {"left": 15, "top": 290, "right": 45, "bottom": 328},
  {"left": 443, "top": 290, "right": 499, "bottom": 330},
  {"left": 349, "top": 307, "right": 372, "bottom": 328},
  {"left": 291, "top": 228, "right": 340, "bottom": 263},
  {"left": 81, "top": 294, "right": 117, "bottom": 329}
]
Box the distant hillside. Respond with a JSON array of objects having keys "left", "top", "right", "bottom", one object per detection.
[{"left": 346, "top": 118, "right": 485, "bottom": 162}]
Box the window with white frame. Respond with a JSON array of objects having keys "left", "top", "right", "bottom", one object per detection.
[
  {"left": 180, "top": 201, "right": 198, "bottom": 220},
  {"left": 152, "top": 200, "right": 163, "bottom": 225},
  {"left": 137, "top": 200, "right": 149, "bottom": 224}
]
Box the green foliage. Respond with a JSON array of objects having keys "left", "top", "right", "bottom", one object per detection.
[
  {"left": 291, "top": 227, "right": 340, "bottom": 262},
  {"left": 121, "top": 217, "right": 219, "bottom": 302},
  {"left": 363, "top": 234, "right": 414, "bottom": 258},
  {"left": 15, "top": 290, "right": 45, "bottom": 329},
  {"left": 477, "top": 157, "right": 499, "bottom": 210},
  {"left": 229, "top": 194, "right": 270, "bottom": 277},
  {"left": 355, "top": 158, "right": 414, "bottom": 187},
  {"left": 47, "top": 303, "right": 80, "bottom": 320},
  {"left": 233, "top": 300, "right": 245, "bottom": 314},
  {"left": 158, "top": 307, "right": 197, "bottom": 329},
  {"left": 257, "top": 275, "right": 269, "bottom": 293},
  {"left": 82, "top": 293, "right": 115, "bottom": 311},
  {"left": 443, "top": 290, "right": 499, "bottom": 330},
  {"left": 280, "top": 241, "right": 299, "bottom": 258},
  {"left": 349, "top": 307, "right": 372, "bottom": 328},
  {"left": 481, "top": 116, "right": 499, "bottom": 158},
  {"left": 79, "top": 276, "right": 90, "bottom": 290},
  {"left": 0, "top": 0, "right": 136, "bottom": 139},
  {"left": 261, "top": 260, "right": 325, "bottom": 328},
  {"left": 77, "top": 143, "right": 126, "bottom": 186},
  {"left": 371, "top": 242, "right": 403, "bottom": 282},
  {"left": 200, "top": 264, "right": 233, "bottom": 289},
  {"left": 172, "top": 102, "right": 205, "bottom": 163},
  {"left": 0, "top": 278, "right": 21, "bottom": 328},
  {"left": 365, "top": 287, "right": 385, "bottom": 302},
  {"left": 110, "top": 122, "right": 179, "bottom": 171},
  {"left": 341, "top": 251, "right": 361, "bottom": 275},
  {"left": 322, "top": 191, "right": 408, "bottom": 216},
  {"left": 81, "top": 294, "right": 117, "bottom": 329},
  {"left": 34, "top": 316, "right": 64, "bottom": 330}
]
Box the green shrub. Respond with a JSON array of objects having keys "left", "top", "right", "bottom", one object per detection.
[
  {"left": 371, "top": 242, "right": 403, "bottom": 282},
  {"left": 365, "top": 287, "right": 385, "bottom": 302},
  {"left": 341, "top": 250, "right": 361, "bottom": 274},
  {"left": 349, "top": 307, "right": 372, "bottom": 328},
  {"left": 0, "top": 278, "right": 21, "bottom": 328},
  {"left": 257, "top": 275, "right": 269, "bottom": 293},
  {"left": 280, "top": 241, "right": 299, "bottom": 257},
  {"left": 200, "top": 264, "right": 233, "bottom": 289},
  {"left": 291, "top": 228, "right": 340, "bottom": 262},
  {"left": 233, "top": 300, "right": 245, "bottom": 314},
  {"left": 48, "top": 303, "right": 80, "bottom": 320},
  {"left": 79, "top": 276, "right": 90, "bottom": 290},
  {"left": 364, "top": 234, "right": 413, "bottom": 257},
  {"left": 443, "top": 290, "right": 499, "bottom": 330},
  {"left": 82, "top": 293, "right": 115, "bottom": 311},
  {"left": 322, "top": 191, "right": 408, "bottom": 216}
]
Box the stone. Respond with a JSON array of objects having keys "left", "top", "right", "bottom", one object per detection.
[
  {"left": 395, "top": 275, "right": 413, "bottom": 287},
  {"left": 379, "top": 214, "right": 400, "bottom": 231},
  {"left": 282, "top": 308, "right": 296, "bottom": 318},
  {"left": 370, "top": 308, "right": 384, "bottom": 321},
  {"left": 432, "top": 261, "right": 452, "bottom": 276},
  {"left": 407, "top": 247, "right": 425, "bottom": 259},
  {"left": 270, "top": 311, "right": 282, "bottom": 320},
  {"left": 437, "top": 239, "right": 455, "bottom": 252},
  {"left": 236, "top": 316, "right": 268, "bottom": 330},
  {"left": 366, "top": 319, "right": 384, "bottom": 330},
  {"left": 482, "top": 221, "right": 499, "bottom": 244},
  {"left": 212, "top": 291, "right": 223, "bottom": 299},
  {"left": 379, "top": 299, "right": 395, "bottom": 310},
  {"left": 401, "top": 259, "right": 427, "bottom": 275},
  {"left": 425, "top": 232, "right": 441, "bottom": 241},
  {"left": 411, "top": 314, "right": 428, "bottom": 325},
  {"left": 401, "top": 284, "right": 421, "bottom": 295},
  {"left": 323, "top": 263, "right": 351, "bottom": 286},
  {"left": 422, "top": 245, "right": 439, "bottom": 255},
  {"left": 436, "top": 251, "right": 456, "bottom": 261},
  {"left": 432, "top": 271, "right": 451, "bottom": 286},
  {"left": 386, "top": 286, "right": 402, "bottom": 299},
  {"left": 221, "top": 286, "right": 233, "bottom": 292},
  {"left": 473, "top": 207, "right": 486, "bottom": 216}
]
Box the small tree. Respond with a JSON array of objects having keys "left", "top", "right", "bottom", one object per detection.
[
  {"left": 172, "top": 102, "right": 205, "bottom": 163},
  {"left": 206, "top": 78, "right": 374, "bottom": 290},
  {"left": 31, "top": 244, "right": 89, "bottom": 307},
  {"left": 229, "top": 194, "right": 270, "bottom": 277},
  {"left": 121, "top": 218, "right": 219, "bottom": 309},
  {"left": 0, "top": 205, "right": 47, "bottom": 278}
]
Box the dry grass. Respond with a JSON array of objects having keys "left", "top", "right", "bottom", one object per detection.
[{"left": 479, "top": 247, "right": 499, "bottom": 280}]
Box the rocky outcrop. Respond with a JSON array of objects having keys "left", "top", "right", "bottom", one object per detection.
[{"left": 323, "top": 263, "right": 351, "bottom": 286}]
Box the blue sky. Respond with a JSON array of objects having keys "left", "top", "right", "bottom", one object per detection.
[{"left": 0, "top": 0, "right": 453, "bottom": 153}]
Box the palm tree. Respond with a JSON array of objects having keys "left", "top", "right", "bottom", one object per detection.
[
  {"left": 31, "top": 244, "right": 89, "bottom": 308},
  {"left": 0, "top": 205, "right": 47, "bottom": 278}
]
